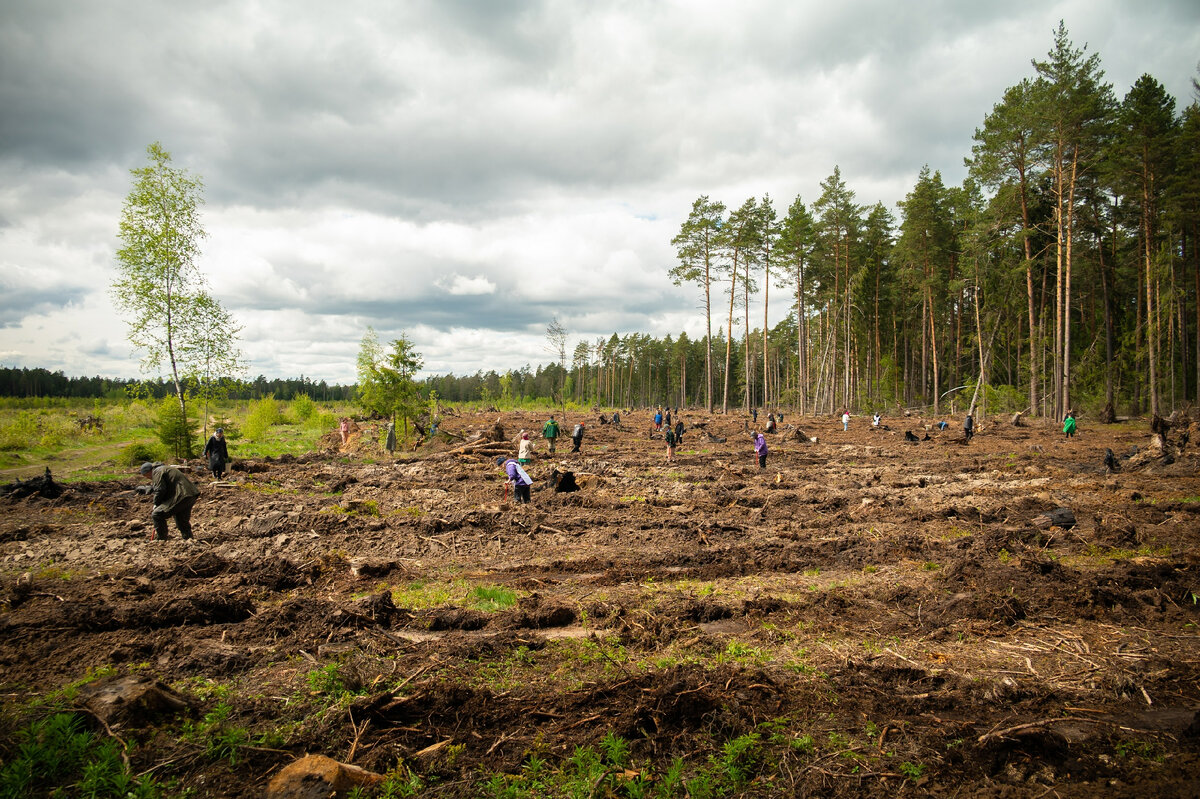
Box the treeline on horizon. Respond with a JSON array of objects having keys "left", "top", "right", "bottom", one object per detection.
[{"left": 0, "top": 368, "right": 356, "bottom": 403}]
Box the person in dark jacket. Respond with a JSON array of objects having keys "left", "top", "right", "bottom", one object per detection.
[
  {"left": 139, "top": 462, "right": 200, "bottom": 540},
  {"left": 571, "top": 422, "right": 585, "bottom": 453},
  {"left": 202, "top": 428, "right": 229, "bottom": 479},
  {"left": 963, "top": 413, "right": 974, "bottom": 443},
  {"left": 674, "top": 419, "right": 684, "bottom": 443}
]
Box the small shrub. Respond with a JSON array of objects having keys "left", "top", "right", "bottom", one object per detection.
[
  {"left": 123, "top": 442, "right": 164, "bottom": 467},
  {"left": 155, "top": 397, "right": 194, "bottom": 458},
  {"left": 292, "top": 393, "right": 317, "bottom": 421},
  {"left": 242, "top": 395, "right": 282, "bottom": 440}
]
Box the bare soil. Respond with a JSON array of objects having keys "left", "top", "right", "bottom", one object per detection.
[{"left": 2, "top": 410, "right": 1199, "bottom": 796}]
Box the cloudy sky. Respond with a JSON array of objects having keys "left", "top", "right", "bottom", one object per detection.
[{"left": 2, "top": 1, "right": 1197, "bottom": 386}]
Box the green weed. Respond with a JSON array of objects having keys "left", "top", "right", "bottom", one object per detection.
[
  {"left": 0, "top": 713, "right": 164, "bottom": 798},
  {"left": 307, "top": 663, "right": 352, "bottom": 698},
  {"left": 181, "top": 702, "right": 254, "bottom": 765},
  {"left": 467, "top": 585, "right": 518, "bottom": 612}
]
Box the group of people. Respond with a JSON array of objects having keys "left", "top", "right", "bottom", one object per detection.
[
  {"left": 146, "top": 405, "right": 1089, "bottom": 527},
  {"left": 497, "top": 414, "right": 587, "bottom": 504},
  {"left": 503, "top": 409, "right": 691, "bottom": 502}
]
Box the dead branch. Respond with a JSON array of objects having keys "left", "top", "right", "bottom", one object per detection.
[{"left": 977, "top": 716, "right": 1103, "bottom": 745}]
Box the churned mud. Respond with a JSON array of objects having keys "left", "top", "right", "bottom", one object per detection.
[{"left": 2, "top": 410, "right": 1198, "bottom": 796}]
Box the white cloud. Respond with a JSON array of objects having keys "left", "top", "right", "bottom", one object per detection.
[
  {"left": 439, "top": 275, "right": 496, "bottom": 296},
  {"left": 1, "top": 0, "right": 1198, "bottom": 385}
]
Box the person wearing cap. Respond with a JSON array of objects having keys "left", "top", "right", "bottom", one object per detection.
[
  {"left": 139, "top": 462, "right": 200, "bottom": 540},
  {"left": 202, "top": 427, "right": 230, "bottom": 480},
  {"left": 752, "top": 431, "right": 768, "bottom": 468},
  {"left": 542, "top": 415, "right": 560, "bottom": 453},
  {"left": 518, "top": 431, "right": 534, "bottom": 464},
  {"left": 496, "top": 456, "right": 532, "bottom": 504}
]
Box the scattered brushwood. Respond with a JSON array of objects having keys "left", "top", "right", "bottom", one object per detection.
[
  {"left": 1, "top": 468, "right": 63, "bottom": 500},
  {"left": 76, "top": 414, "right": 104, "bottom": 432}
]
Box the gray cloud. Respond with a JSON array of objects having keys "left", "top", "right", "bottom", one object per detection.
[
  {"left": 2, "top": 0, "right": 1198, "bottom": 384},
  {"left": 0, "top": 285, "right": 88, "bottom": 327}
]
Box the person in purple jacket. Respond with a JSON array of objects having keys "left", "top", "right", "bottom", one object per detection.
[
  {"left": 752, "top": 431, "right": 767, "bottom": 469},
  {"left": 496, "top": 456, "right": 532, "bottom": 504}
]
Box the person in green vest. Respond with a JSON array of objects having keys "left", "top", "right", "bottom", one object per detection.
[
  {"left": 1063, "top": 410, "right": 1077, "bottom": 438},
  {"left": 542, "top": 415, "right": 561, "bottom": 453}
]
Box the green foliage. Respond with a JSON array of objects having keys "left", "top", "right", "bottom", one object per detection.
[
  {"left": 474, "top": 729, "right": 780, "bottom": 798},
  {"left": 123, "top": 441, "right": 165, "bottom": 467},
  {"left": 306, "top": 663, "right": 354, "bottom": 698},
  {"left": 181, "top": 702, "right": 252, "bottom": 765},
  {"left": 357, "top": 328, "right": 423, "bottom": 435},
  {"left": 368, "top": 766, "right": 425, "bottom": 798},
  {"left": 242, "top": 395, "right": 282, "bottom": 440},
  {"left": 292, "top": 393, "right": 317, "bottom": 421},
  {"left": 0, "top": 713, "right": 163, "bottom": 799},
  {"left": 710, "top": 733, "right": 763, "bottom": 789},
  {"left": 467, "top": 585, "right": 518, "bottom": 612},
  {"left": 0, "top": 411, "right": 55, "bottom": 451},
  {"left": 599, "top": 731, "right": 630, "bottom": 769},
  {"left": 111, "top": 143, "right": 243, "bottom": 417},
  {"left": 155, "top": 396, "right": 194, "bottom": 458}
]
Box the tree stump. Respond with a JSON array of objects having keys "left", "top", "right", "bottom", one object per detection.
[{"left": 1033, "top": 507, "right": 1076, "bottom": 530}]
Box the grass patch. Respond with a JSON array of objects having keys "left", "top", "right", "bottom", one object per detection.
[
  {"left": 475, "top": 729, "right": 778, "bottom": 798},
  {"left": 467, "top": 585, "right": 518, "bottom": 612},
  {"left": 390, "top": 579, "right": 468, "bottom": 609}
]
